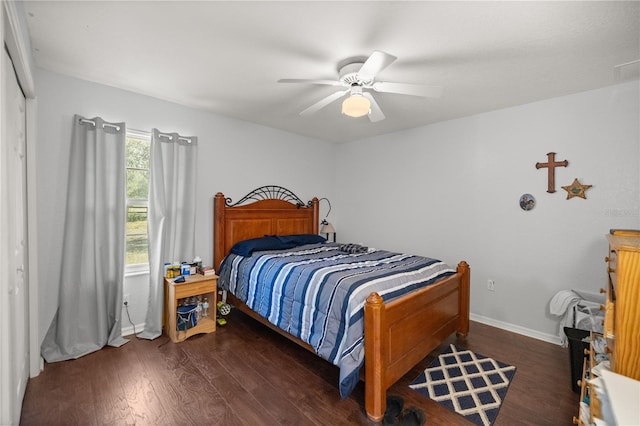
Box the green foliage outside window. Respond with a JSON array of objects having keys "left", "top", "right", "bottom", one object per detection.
[{"left": 126, "top": 137, "right": 150, "bottom": 200}]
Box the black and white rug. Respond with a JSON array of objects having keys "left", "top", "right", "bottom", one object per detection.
[{"left": 409, "top": 344, "right": 516, "bottom": 426}]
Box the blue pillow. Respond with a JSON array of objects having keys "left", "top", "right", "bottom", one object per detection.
[
  {"left": 276, "top": 234, "right": 326, "bottom": 246},
  {"left": 229, "top": 234, "right": 326, "bottom": 257},
  {"left": 230, "top": 236, "right": 295, "bottom": 257}
]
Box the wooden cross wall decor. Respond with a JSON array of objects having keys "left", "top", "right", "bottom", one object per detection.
[{"left": 536, "top": 152, "right": 568, "bottom": 193}]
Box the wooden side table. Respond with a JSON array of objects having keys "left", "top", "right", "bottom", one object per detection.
[{"left": 164, "top": 274, "right": 217, "bottom": 343}]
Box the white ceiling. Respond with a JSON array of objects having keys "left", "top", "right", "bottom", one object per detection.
[{"left": 23, "top": 1, "right": 640, "bottom": 143}]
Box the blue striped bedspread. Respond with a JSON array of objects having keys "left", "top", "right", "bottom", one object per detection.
[{"left": 217, "top": 243, "right": 455, "bottom": 397}]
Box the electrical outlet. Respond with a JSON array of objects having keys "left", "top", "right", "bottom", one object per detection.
[
  {"left": 487, "top": 280, "right": 495, "bottom": 291},
  {"left": 123, "top": 294, "right": 130, "bottom": 306}
]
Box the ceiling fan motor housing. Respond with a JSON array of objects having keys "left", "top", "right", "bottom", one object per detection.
[{"left": 338, "top": 62, "right": 373, "bottom": 86}]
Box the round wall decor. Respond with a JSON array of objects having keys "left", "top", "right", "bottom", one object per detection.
[{"left": 519, "top": 193, "right": 536, "bottom": 211}]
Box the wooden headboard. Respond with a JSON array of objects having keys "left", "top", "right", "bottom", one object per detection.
[{"left": 213, "top": 186, "right": 319, "bottom": 270}]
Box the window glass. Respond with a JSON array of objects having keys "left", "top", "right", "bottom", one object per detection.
[{"left": 125, "top": 132, "right": 150, "bottom": 270}]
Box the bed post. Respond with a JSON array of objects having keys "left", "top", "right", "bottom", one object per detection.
[
  {"left": 364, "top": 292, "right": 386, "bottom": 422},
  {"left": 457, "top": 261, "right": 470, "bottom": 337},
  {"left": 311, "top": 197, "right": 319, "bottom": 234},
  {"left": 214, "top": 192, "right": 226, "bottom": 271}
]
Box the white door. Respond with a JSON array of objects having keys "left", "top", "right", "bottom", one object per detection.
[{"left": 1, "top": 48, "right": 29, "bottom": 425}]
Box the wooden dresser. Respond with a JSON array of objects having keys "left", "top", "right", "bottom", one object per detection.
[
  {"left": 605, "top": 232, "right": 640, "bottom": 380},
  {"left": 573, "top": 231, "right": 640, "bottom": 425}
]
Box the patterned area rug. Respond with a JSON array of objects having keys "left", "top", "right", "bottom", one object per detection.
[{"left": 409, "top": 344, "right": 516, "bottom": 426}]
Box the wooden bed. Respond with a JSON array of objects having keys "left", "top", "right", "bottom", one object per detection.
[{"left": 213, "top": 187, "right": 470, "bottom": 422}]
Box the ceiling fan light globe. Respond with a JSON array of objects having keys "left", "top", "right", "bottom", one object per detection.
[{"left": 341, "top": 95, "right": 371, "bottom": 118}]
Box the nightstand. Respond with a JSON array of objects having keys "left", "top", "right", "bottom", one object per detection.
[{"left": 164, "top": 274, "right": 217, "bottom": 343}]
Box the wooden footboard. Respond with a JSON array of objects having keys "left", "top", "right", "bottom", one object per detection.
[{"left": 364, "top": 261, "right": 470, "bottom": 422}]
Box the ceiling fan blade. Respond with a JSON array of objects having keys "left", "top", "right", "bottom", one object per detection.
[
  {"left": 278, "top": 78, "right": 343, "bottom": 87},
  {"left": 357, "top": 51, "right": 397, "bottom": 80},
  {"left": 362, "top": 92, "right": 385, "bottom": 122},
  {"left": 300, "top": 89, "right": 350, "bottom": 116},
  {"left": 372, "top": 81, "right": 444, "bottom": 98}
]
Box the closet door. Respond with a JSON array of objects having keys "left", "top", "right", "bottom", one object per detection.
[{"left": 1, "top": 47, "right": 29, "bottom": 425}]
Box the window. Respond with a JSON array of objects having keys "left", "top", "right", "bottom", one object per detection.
[{"left": 125, "top": 130, "right": 151, "bottom": 273}]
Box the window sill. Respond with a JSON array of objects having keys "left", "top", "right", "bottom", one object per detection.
[{"left": 125, "top": 264, "right": 150, "bottom": 277}]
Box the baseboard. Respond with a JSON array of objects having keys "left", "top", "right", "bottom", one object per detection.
[
  {"left": 122, "top": 323, "right": 146, "bottom": 337},
  {"left": 470, "top": 313, "right": 562, "bottom": 346},
  {"left": 124, "top": 316, "right": 561, "bottom": 344}
]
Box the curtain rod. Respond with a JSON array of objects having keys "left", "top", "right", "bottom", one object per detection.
[
  {"left": 79, "top": 118, "right": 121, "bottom": 132},
  {"left": 79, "top": 119, "right": 192, "bottom": 143},
  {"left": 158, "top": 133, "right": 193, "bottom": 143}
]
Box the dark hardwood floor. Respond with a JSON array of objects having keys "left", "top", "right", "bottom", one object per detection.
[{"left": 21, "top": 311, "right": 578, "bottom": 425}]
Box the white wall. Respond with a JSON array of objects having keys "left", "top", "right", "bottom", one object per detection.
[
  {"left": 35, "top": 69, "right": 335, "bottom": 342},
  {"left": 335, "top": 81, "right": 640, "bottom": 342},
  {"left": 35, "top": 66, "right": 639, "bottom": 346}
]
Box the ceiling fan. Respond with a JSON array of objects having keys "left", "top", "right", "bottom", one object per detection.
[{"left": 278, "top": 51, "right": 443, "bottom": 122}]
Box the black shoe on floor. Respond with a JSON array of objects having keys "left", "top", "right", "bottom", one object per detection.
[
  {"left": 400, "top": 406, "right": 426, "bottom": 426},
  {"left": 382, "top": 395, "right": 404, "bottom": 426}
]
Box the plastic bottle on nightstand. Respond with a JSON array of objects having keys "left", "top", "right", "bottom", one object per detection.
[
  {"left": 196, "top": 296, "right": 203, "bottom": 320},
  {"left": 202, "top": 297, "right": 209, "bottom": 318}
]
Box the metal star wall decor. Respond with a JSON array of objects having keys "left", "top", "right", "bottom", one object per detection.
[{"left": 561, "top": 178, "right": 592, "bottom": 200}]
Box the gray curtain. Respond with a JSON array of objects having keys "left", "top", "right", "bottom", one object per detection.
[
  {"left": 42, "top": 115, "right": 128, "bottom": 362},
  {"left": 139, "top": 129, "right": 197, "bottom": 339}
]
